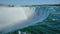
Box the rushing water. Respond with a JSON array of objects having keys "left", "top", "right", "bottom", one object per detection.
[
  {"left": 0, "top": 6, "right": 60, "bottom": 34},
  {"left": 18, "top": 6, "right": 60, "bottom": 34}
]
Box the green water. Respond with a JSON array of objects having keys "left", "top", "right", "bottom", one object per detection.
[{"left": 6, "top": 6, "right": 60, "bottom": 34}]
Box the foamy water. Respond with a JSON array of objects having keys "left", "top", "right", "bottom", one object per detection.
[{"left": 0, "top": 6, "right": 51, "bottom": 34}]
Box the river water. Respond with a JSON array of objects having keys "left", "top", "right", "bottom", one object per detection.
[{"left": 0, "top": 6, "right": 59, "bottom": 34}]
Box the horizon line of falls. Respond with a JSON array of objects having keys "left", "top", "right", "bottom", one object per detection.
[{"left": 0, "top": 6, "right": 53, "bottom": 34}]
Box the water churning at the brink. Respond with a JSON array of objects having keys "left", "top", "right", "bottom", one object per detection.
[{"left": 0, "top": 6, "right": 52, "bottom": 34}]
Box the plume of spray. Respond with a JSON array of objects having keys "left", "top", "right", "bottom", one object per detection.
[{"left": 0, "top": 6, "right": 53, "bottom": 34}]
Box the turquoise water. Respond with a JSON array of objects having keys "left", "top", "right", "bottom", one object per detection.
[
  {"left": 1, "top": 6, "right": 60, "bottom": 34},
  {"left": 20, "top": 6, "right": 60, "bottom": 34}
]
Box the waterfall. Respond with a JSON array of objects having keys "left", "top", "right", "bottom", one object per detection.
[{"left": 0, "top": 6, "right": 51, "bottom": 34}]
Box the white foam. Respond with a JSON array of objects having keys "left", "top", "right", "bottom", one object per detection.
[{"left": 0, "top": 7, "right": 35, "bottom": 30}]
